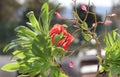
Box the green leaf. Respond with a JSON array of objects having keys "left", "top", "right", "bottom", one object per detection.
[
  {"left": 62, "top": 24, "right": 68, "bottom": 28},
  {"left": 3, "top": 37, "right": 32, "bottom": 52},
  {"left": 48, "top": 3, "right": 60, "bottom": 25},
  {"left": 40, "top": 2, "right": 49, "bottom": 33},
  {"left": 15, "top": 26, "right": 36, "bottom": 39},
  {"left": 110, "top": 64, "right": 120, "bottom": 74},
  {"left": 108, "top": 33, "right": 114, "bottom": 46},
  {"left": 53, "top": 47, "right": 66, "bottom": 57},
  {"left": 81, "top": 22, "right": 88, "bottom": 30},
  {"left": 12, "top": 50, "right": 25, "bottom": 59},
  {"left": 1, "top": 62, "right": 19, "bottom": 72},
  {"left": 99, "top": 65, "right": 105, "bottom": 73},
  {"left": 112, "top": 29, "right": 117, "bottom": 40},
  {"left": 108, "top": 71, "right": 113, "bottom": 77},
  {"left": 3, "top": 42, "right": 18, "bottom": 52},
  {"left": 82, "top": 33, "right": 91, "bottom": 41},
  {"left": 104, "top": 30, "right": 118, "bottom": 49},
  {"left": 54, "top": 32, "right": 63, "bottom": 45},
  {"left": 26, "top": 11, "right": 42, "bottom": 32},
  {"left": 31, "top": 34, "right": 49, "bottom": 57},
  {"left": 104, "top": 35, "right": 111, "bottom": 48},
  {"left": 60, "top": 73, "right": 68, "bottom": 77}
]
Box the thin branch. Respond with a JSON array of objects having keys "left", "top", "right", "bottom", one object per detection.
[
  {"left": 54, "top": 58, "right": 68, "bottom": 76},
  {"left": 72, "top": 28, "right": 81, "bottom": 35},
  {"left": 83, "top": 0, "right": 90, "bottom": 22},
  {"left": 67, "top": 40, "right": 90, "bottom": 57},
  {"left": 73, "top": 0, "right": 83, "bottom": 23}
]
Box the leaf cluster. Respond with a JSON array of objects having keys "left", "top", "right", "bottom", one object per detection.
[
  {"left": 102, "top": 30, "right": 120, "bottom": 76},
  {"left": 2, "top": 2, "right": 67, "bottom": 77}
]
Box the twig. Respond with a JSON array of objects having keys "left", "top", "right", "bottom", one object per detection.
[
  {"left": 67, "top": 40, "right": 90, "bottom": 57},
  {"left": 54, "top": 58, "right": 68, "bottom": 76}
]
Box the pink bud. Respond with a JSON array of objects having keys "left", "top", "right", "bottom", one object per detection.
[
  {"left": 80, "top": 5, "right": 87, "bottom": 11},
  {"left": 104, "top": 20, "right": 112, "bottom": 25},
  {"left": 108, "top": 13, "right": 117, "bottom": 17},
  {"left": 92, "top": 23, "right": 97, "bottom": 28},
  {"left": 73, "top": 25, "right": 79, "bottom": 28},
  {"left": 55, "top": 12, "right": 62, "bottom": 19},
  {"left": 69, "top": 61, "right": 74, "bottom": 68}
]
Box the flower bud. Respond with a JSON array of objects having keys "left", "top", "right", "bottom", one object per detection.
[
  {"left": 104, "top": 20, "right": 112, "bottom": 25},
  {"left": 80, "top": 5, "right": 87, "bottom": 11},
  {"left": 92, "top": 23, "right": 98, "bottom": 28},
  {"left": 55, "top": 12, "right": 62, "bottom": 19},
  {"left": 108, "top": 13, "right": 117, "bottom": 17},
  {"left": 69, "top": 61, "right": 74, "bottom": 68}
]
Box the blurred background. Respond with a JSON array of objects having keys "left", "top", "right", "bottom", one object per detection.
[{"left": 0, "top": 0, "right": 120, "bottom": 77}]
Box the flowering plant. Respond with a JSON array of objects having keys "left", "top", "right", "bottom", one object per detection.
[{"left": 1, "top": 0, "right": 120, "bottom": 77}]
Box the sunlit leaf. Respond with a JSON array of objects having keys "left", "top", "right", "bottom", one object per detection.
[
  {"left": 1, "top": 62, "right": 19, "bottom": 72},
  {"left": 26, "top": 11, "right": 42, "bottom": 32},
  {"left": 12, "top": 50, "right": 25, "bottom": 59}
]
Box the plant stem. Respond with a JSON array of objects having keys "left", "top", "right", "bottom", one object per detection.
[
  {"left": 83, "top": 1, "right": 90, "bottom": 22},
  {"left": 68, "top": 40, "right": 90, "bottom": 57},
  {"left": 87, "top": 30, "right": 103, "bottom": 77},
  {"left": 92, "top": 34, "right": 103, "bottom": 77},
  {"left": 54, "top": 58, "right": 68, "bottom": 76},
  {"left": 73, "top": 0, "right": 83, "bottom": 23}
]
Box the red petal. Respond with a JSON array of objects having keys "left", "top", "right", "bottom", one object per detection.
[{"left": 57, "top": 39, "right": 65, "bottom": 46}]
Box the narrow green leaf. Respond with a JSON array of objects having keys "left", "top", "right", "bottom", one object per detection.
[
  {"left": 112, "top": 29, "right": 117, "bottom": 40},
  {"left": 108, "top": 71, "right": 113, "bottom": 77},
  {"left": 108, "top": 33, "right": 114, "bottom": 46},
  {"left": 15, "top": 26, "right": 36, "bottom": 39},
  {"left": 60, "top": 72, "right": 68, "bottom": 77},
  {"left": 40, "top": 2, "right": 49, "bottom": 32},
  {"left": 81, "top": 22, "right": 88, "bottom": 30},
  {"left": 1, "top": 62, "right": 19, "bottom": 72},
  {"left": 26, "top": 11, "right": 42, "bottom": 32},
  {"left": 48, "top": 3, "right": 60, "bottom": 25},
  {"left": 82, "top": 33, "right": 91, "bottom": 41},
  {"left": 99, "top": 65, "right": 105, "bottom": 73},
  {"left": 3, "top": 42, "right": 18, "bottom": 52},
  {"left": 104, "top": 35, "right": 110, "bottom": 48},
  {"left": 12, "top": 50, "right": 25, "bottom": 59}
]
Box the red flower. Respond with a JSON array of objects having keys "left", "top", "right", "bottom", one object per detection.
[
  {"left": 50, "top": 24, "right": 74, "bottom": 50},
  {"left": 57, "top": 33, "right": 74, "bottom": 50},
  {"left": 50, "top": 24, "right": 67, "bottom": 44}
]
